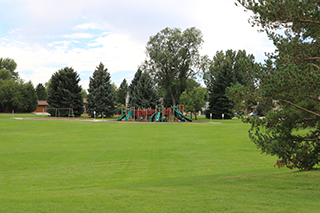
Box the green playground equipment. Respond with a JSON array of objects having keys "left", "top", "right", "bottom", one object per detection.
[
  {"left": 116, "top": 109, "right": 127, "bottom": 121},
  {"left": 150, "top": 112, "right": 156, "bottom": 122},
  {"left": 150, "top": 106, "right": 165, "bottom": 122},
  {"left": 174, "top": 106, "right": 192, "bottom": 122},
  {"left": 125, "top": 109, "right": 134, "bottom": 121},
  {"left": 115, "top": 105, "right": 188, "bottom": 123}
]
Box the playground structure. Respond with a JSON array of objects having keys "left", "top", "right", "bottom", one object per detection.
[{"left": 116, "top": 105, "right": 192, "bottom": 122}]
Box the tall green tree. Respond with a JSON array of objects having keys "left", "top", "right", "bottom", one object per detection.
[
  {"left": 135, "top": 71, "right": 159, "bottom": 109},
  {"left": 87, "top": 62, "right": 116, "bottom": 118},
  {"left": 0, "top": 79, "right": 21, "bottom": 112},
  {"left": 143, "top": 27, "right": 209, "bottom": 107},
  {"left": 111, "top": 83, "right": 117, "bottom": 93},
  {"left": 0, "top": 79, "right": 37, "bottom": 112},
  {"left": 204, "top": 51, "right": 234, "bottom": 119},
  {"left": 128, "top": 69, "right": 142, "bottom": 108},
  {"left": 128, "top": 69, "right": 158, "bottom": 109},
  {"left": 35, "top": 83, "right": 47, "bottom": 100},
  {"left": 81, "top": 89, "right": 87, "bottom": 99},
  {"left": 204, "top": 50, "right": 258, "bottom": 119},
  {"left": 0, "top": 69, "right": 12, "bottom": 80},
  {"left": 47, "top": 67, "right": 84, "bottom": 117},
  {"left": 0, "top": 58, "right": 18, "bottom": 79},
  {"left": 237, "top": 0, "right": 320, "bottom": 170},
  {"left": 117, "top": 78, "right": 129, "bottom": 105},
  {"left": 180, "top": 86, "right": 207, "bottom": 120},
  {"left": 20, "top": 81, "right": 38, "bottom": 112}
]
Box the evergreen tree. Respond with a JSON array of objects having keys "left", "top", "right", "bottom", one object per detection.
[
  {"left": 135, "top": 72, "right": 159, "bottom": 109},
  {"left": 47, "top": 67, "right": 84, "bottom": 117},
  {"left": 205, "top": 51, "right": 234, "bottom": 119},
  {"left": 117, "top": 78, "right": 129, "bottom": 105},
  {"left": 236, "top": 0, "right": 320, "bottom": 170},
  {"left": 87, "top": 62, "right": 116, "bottom": 118},
  {"left": 21, "top": 81, "right": 38, "bottom": 112},
  {"left": 35, "top": 83, "right": 47, "bottom": 100},
  {"left": 128, "top": 69, "right": 142, "bottom": 108},
  {"left": 204, "top": 50, "right": 259, "bottom": 119}
]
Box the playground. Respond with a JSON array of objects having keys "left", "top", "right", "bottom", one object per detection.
[{"left": 116, "top": 105, "right": 192, "bottom": 122}]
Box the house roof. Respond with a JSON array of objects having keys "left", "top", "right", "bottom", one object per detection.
[{"left": 38, "top": 100, "right": 49, "bottom": 106}]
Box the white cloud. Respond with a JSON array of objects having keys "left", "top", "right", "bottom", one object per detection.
[
  {"left": 1, "top": 0, "right": 276, "bottom": 90},
  {"left": 47, "top": 41, "right": 70, "bottom": 48},
  {"left": 8, "top": 28, "right": 22, "bottom": 34},
  {"left": 0, "top": 31, "right": 145, "bottom": 90},
  {"left": 61, "top": 33, "right": 95, "bottom": 39},
  {"left": 191, "top": 0, "right": 274, "bottom": 62},
  {"left": 72, "top": 23, "right": 105, "bottom": 30}
]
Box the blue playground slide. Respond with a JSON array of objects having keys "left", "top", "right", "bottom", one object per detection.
[
  {"left": 150, "top": 112, "right": 156, "bottom": 122},
  {"left": 174, "top": 107, "right": 192, "bottom": 122},
  {"left": 116, "top": 110, "right": 127, "bottom": 121},
  {"left": 125, "top": 109, "right": 134, "bottom": 121},
  {"left": 155, "top": 111, "right": 161, "bottom": 121}
]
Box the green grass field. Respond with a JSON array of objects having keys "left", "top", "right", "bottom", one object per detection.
[{"left": 0, "top": 114, "right": 319, "bottom": 212}]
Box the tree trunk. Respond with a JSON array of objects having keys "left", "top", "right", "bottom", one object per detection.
[{"left": 168, "top": 83, "right": 176, "bottom": 106}]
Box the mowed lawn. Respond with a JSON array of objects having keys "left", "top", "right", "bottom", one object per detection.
[{"left": 0, "top": 115, "right": 319, "bottom": 212}]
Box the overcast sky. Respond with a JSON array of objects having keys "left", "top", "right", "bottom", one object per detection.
[{"left": 0, "top": 0, "right": 274, "bottom": 91}]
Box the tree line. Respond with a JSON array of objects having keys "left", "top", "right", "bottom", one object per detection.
[
  {"left": 0, "top": 27, "right": 260, "bottom": 120},
  {"left": 0, "top": 29, "right": 259, "bottom": 119}
]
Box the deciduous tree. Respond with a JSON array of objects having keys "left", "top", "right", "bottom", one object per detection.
[
  {"left": 0, "top": 79, "right": 37, "bottom": 112},
  {"left": 0, "top": 79, "right": 21, "bottom": 111},
  {"left": 143, "top": 27, "right": 209, "bottom": 107},
  {"left": 81, "top": 89, "right": 87, "bottom": 99},
  {"left": 0, "top": 69, "right": 12, "bottom": 80},
  {"left": 180, "top": 85, "right": 207, "bottom": 120},
  {"left": 0, "top": 58, "right": 18, "bottom": 79}
]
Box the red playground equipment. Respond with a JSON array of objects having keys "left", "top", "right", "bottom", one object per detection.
[{"left": 116, "top": 105, "right": 192, "bottom": 122}]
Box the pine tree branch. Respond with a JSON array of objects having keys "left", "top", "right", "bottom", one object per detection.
[
  {"left": 280, "top": 99, "right": 320, "bottom": 117},
  {"left": 286, "top": 95, "right": 320, "bottom": 102},
  {"left": 298, "top": 57, "right": 320, "bottom": 69},
  {"left": 302, "top": 57, "right": 320, "bottom": 66},
  {"left": 299, "top": 19, "right": 320, "bottom": 26},
  {"left": 295, "top": 117, "right": 317, "bottom": 124},
  {"left": 311, "top": 63, "right": 320, "bottom": 69},
  {"left": 307, "top": 57, "right": 320, "bottom": 61},
  {"left": 294, "top": 138, "right": 319, "bottom": 142}
]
